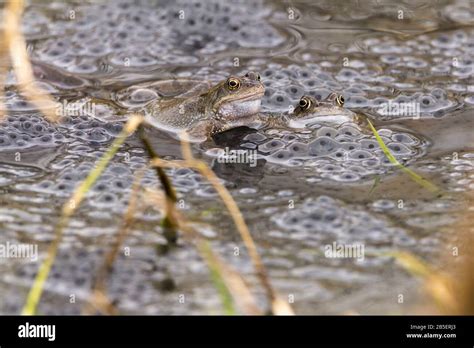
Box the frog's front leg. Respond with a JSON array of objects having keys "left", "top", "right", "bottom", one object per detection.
[
  {"left": 259, "top": 113, "right": 290, "bottom": 129},
  {"left": 185, "top": 119, "right": 219, "bottom": 142}
]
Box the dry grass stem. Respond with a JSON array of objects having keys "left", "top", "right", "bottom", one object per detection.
[{"left": 3, "top": 0, "right": 58, "bottom": 122}]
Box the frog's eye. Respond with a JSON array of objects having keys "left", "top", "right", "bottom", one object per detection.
[
  {"left": 227, "top": 77, "right": 241, "bottom": 91},
  {"left": 256, "top": 73, "right": 261, "bottom": 81},
  {"left": 336, "top": 95, "right": 345, "bottom": 107},
  {"left": 298, "top": 96, "right": 312, "bottom": 110}
]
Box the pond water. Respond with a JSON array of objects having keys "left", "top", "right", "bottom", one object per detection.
[{"left": 0, "top": 0, "right": 473, "bottom": 314}]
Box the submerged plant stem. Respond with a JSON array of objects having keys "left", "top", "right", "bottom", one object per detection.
[{"left": 138, "top": 125, "right": 179, "bottom": 243}]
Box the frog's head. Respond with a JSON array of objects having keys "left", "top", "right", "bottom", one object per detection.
[
  {"left": 209, "top": 71, "right": 265, "bottom": 120},
  {"left": 293, "top": 93, "right": 345, "bottom": 118}
]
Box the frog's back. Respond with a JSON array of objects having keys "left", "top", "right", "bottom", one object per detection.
[
  {"left": 142, "top": 79, "right": 212, "bottom": 98},
  {"left": 114, "top": 78, "right": 212, "bottom": 109}
]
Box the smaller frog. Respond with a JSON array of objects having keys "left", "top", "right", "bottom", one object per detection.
[
  {"left": 145, "top": 72, "right": 265, "bottom": 141},
  {"left": 288, "top": 93, "right": 362, "bottom": 127}
]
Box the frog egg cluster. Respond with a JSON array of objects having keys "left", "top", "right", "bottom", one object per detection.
[
  {"left": 169, "top": 166, "right": 217, "bottom": 196},
  {"left": 361, "top": 30, "right": 474, "bottom": 77},
  {"left": 371, "top": 90, "right": 457, "bottom": 119},
  {"left": 0, "top": 114, "right": 67, "bottom": 150},
  {"left": 252, "top": 61, "right": 461, "bottom": 119},
  {"left": 69, "top": 98, "right": 127, "bottom": 123},
  {"left": 420, "top": 152, "right": 474, "bottom": 192},
  {"left": 59, "top": 114, "right": 123, "bottom": 144},
  {"left": 240, "top": 123, "right": 424, "bottom": 181},
  {"left": 247, "top": 30, "right": 471, "bottom": 118},
  {"left": 165, "top": 0, "right": 283, "bottom": 50},
  {"left": 15, "top": 148, "right": 213, "bottom": 215},
  {"left": 271, "top": 195, "right": 414, "bottom": 248},
  {"left": 15, "top": 160, "right": 135, "bottom": 211},
  {"left": 0, "top": 112, "right": 119, "bottom": 152},
  {"left": 1, "top": 246, "right": 171, "bottom": 314},
  {"left": 0, "top": 91, "right": 131, "bottom": 152},
  {"left": 28, "top": 0, "right": 283, "bottom": 74},
  {"left": 259, "top": 64, "right": 332, "bottom": 112},
  {"left": 359, "top": 30, "right": 473, "bottom": 116}
]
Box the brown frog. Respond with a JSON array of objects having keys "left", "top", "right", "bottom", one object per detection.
[{"left": 144, "top": 71, "right": 264, "bottom": 140}]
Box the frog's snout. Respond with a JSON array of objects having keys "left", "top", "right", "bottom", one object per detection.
[{"left": 245, "top": 71, "right": 261, "bottom": 81}]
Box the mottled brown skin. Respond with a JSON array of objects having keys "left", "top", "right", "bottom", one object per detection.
[{"left": 145, "top": 71, "right": 264, "bottom": 140}]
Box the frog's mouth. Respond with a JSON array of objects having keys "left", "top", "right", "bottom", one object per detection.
[{"left": 215, "top": 93, "right": 264, "bottom": 119}]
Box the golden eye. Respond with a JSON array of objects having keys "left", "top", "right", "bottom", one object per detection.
[
  {"left": 336, "top": 95, "right": 345, "bottom": 107},
  {"left": 299, "top": 96, "right": 311, "bottom": 110},
  {"left": 256, "top": 73, "right": 261, "bottom": 81},
  {"left": 227, "top": 77, "right": 241, "bottom": 91}
]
